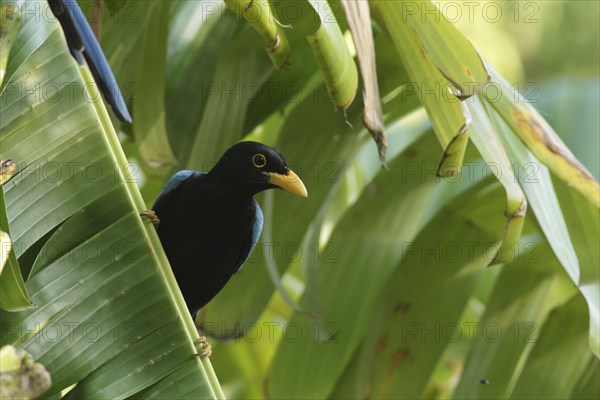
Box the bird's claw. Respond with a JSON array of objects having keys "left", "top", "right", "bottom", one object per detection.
[
  {"left": 193, "top": 336, "right": 212, "bottom": 359},
  {"left": 140, "top": 210, "right": 160, "bottom": 226}
]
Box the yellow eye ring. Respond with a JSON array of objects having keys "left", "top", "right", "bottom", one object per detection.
[{"left": 252, "top": 153, "right": 267, "bottom": 168}]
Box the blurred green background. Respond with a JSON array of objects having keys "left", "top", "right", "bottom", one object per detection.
[{"left": 1, "top": 1, "right": 598, "bottom": 399}]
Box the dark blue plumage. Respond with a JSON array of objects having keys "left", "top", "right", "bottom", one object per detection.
[
  {"left": 48, "top": 0, "right": 132, "bottom": 122},
  {"left": 152, "top": 142, "right": 306, "bottom": 315},
  {"left": 154, "top": 170, "right": 264, "bottom": 274}
]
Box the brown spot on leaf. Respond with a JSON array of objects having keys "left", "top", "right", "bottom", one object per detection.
[
  {"left": 262, "top": 371, "right": 271, "bottom": 400},
  {"left": 393, "top": 302, "right": 412, "bottom": 314},
  {"left": 509, "top": 108, "right": 599, "bottom": 206},
  {"left": 380, "top": 348, "right": 411, "bottom": 394},
  {"left": 403, "top": 147, "right": 418, "bottom": 159},
  {"left": 375, "top": 334, "right": 389, "bottom": 357},
  {"left": 391, "top": 347, "right": 410, "bottom": 365},
  {"left": 410, "top": 28, "right": 429, "bottom": 59},
  {"left": 512, "top": 110, "right": 594, "bottom": 180},
  {"left": 463, "top": 65, "right": 473, "bottom": 79}
]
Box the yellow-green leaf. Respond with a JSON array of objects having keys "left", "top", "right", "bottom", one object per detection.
[
  {"left": 486, "top": 66, "right": 600, "bottom": 208},
  {"left": 399, "top": 0, "right": 489, "bottom": 97},
  {"left": 378, "top": 2, "right": 470, "bottom": 177}
]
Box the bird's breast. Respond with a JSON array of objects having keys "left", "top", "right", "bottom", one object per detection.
[{"left": 156, "top": 192, "right": 257, "bottom": 268}]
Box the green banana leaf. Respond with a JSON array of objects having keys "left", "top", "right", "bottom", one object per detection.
[
  {"left": 0, "top": 5, "right": 222, "bottom": 398},
  {"left": 0, "top": 4, "right": 30, "bottom": 312},
  {"left": 0, "top": 1, "right": 22, "bottom": 84}
]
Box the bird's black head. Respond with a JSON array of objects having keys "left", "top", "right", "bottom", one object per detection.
[{"left": 207, "top": 141, "right": 307, "bottom": 198}]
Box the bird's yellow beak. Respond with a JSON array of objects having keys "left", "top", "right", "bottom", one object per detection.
[{"left": 267, "top": 170, "right": 308, "bottom": 198}]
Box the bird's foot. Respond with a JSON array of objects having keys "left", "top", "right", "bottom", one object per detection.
[
  {"left": 193, "top": 336, "right": 212, "bottom": 359},
  {"left": 140, "top": 210, "right": 160, "bottom": 226}
]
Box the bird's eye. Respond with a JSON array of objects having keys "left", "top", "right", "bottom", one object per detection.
[{"left": 252, "top": 153, "right": 267, "bottom": 168}]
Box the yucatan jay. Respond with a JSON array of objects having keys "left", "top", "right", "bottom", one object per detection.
[
  {"left": 150, "top": 142, "right": 307, "bottom": 318},
  {"left": 48, "top": 0, "right": 132, "bottom": 122}
]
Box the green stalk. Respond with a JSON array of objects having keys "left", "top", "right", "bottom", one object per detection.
[
  {"left": 224, "top": 0, "right": 290, "bottom": 69},
  {"left": 306, "top": 0, "right": 358, "bottom": 111}
]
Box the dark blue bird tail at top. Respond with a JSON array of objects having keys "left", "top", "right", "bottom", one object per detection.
[{"left": 48, "top": 0, "right": 132, "bottom": 123}]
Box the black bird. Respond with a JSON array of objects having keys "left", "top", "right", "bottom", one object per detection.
[
  {"left": 150, "top": 142, "right": 307, "bottom": 316},
  {"left": 48, "top": 0, "right": 132, "bottom": 122}
]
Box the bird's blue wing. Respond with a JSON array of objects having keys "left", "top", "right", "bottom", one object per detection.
[
  {"left": 48, "top": 0, "right": 132, "bottom": 123},
  {"left": 153, "top": 171, "right": 205, "bottom": 211},
  {"left": 236, "top": 201, "right": 263, "bottom": 273}
]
